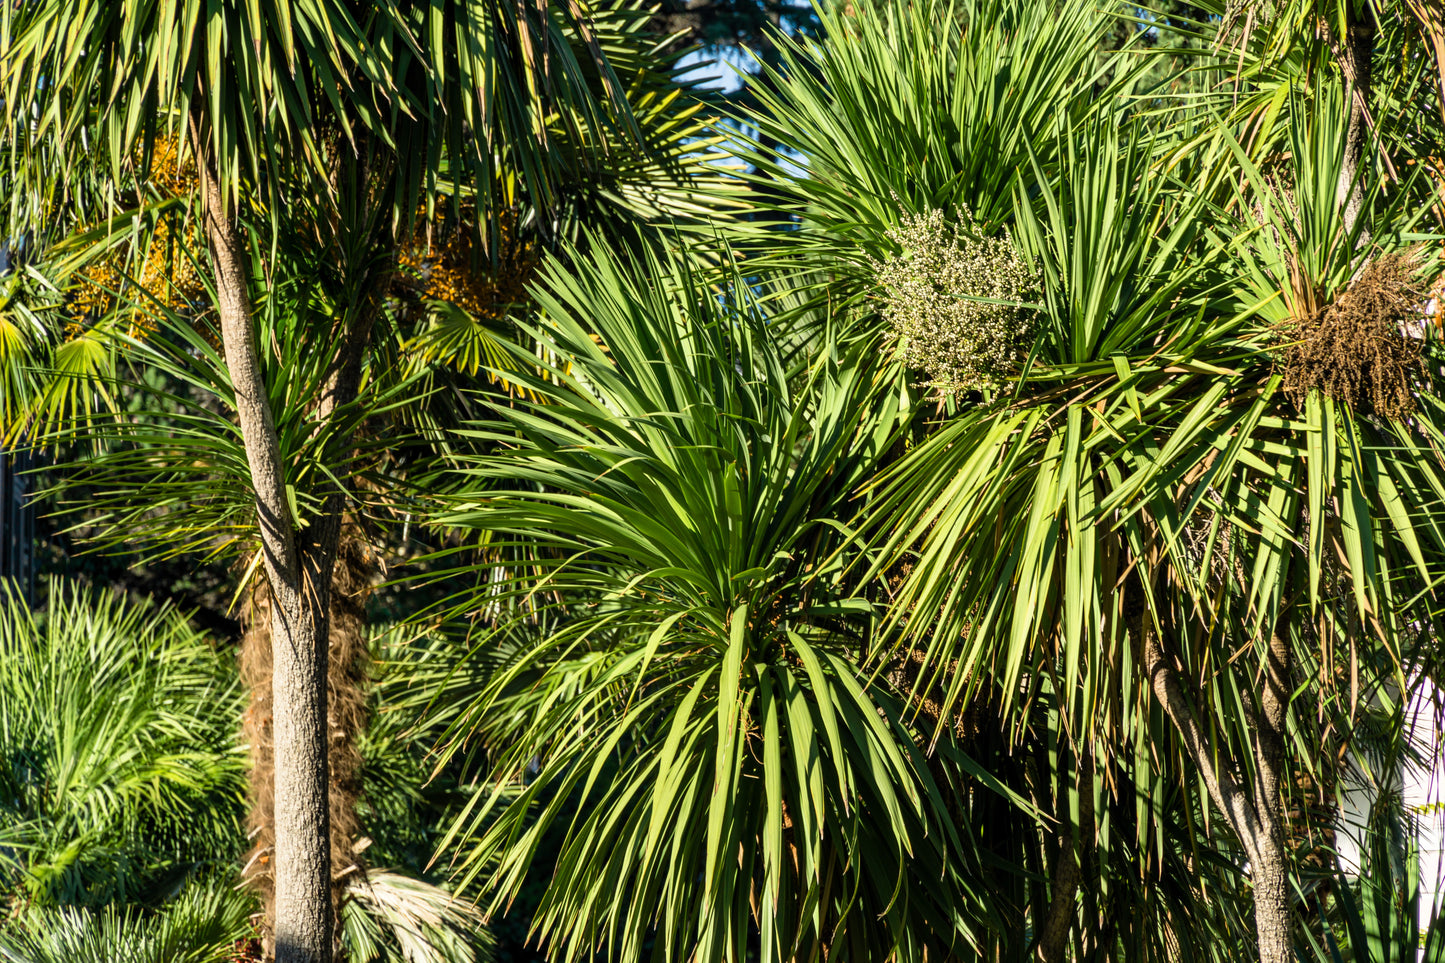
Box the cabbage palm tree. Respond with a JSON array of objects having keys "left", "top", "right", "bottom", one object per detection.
[
  {"left": 864, "top": 106, "right": 1445, "bottom": 963},
  {"left": 728, "top": 1, "right": 1445, "bottom": 960},
  {"left": 421, "top": 238, "right": 1015, "bottom": 962},
  {"left": 0, "top": 2, "right": 684, "bottom": 958},
  {"left": 836, "top": 41, "right": 1442, "bottom": 963}
]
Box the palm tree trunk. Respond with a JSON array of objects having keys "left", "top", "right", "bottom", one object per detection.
[
  {"left": 1035, "top": 753, "right": 1092, "bottom": 963},
  {"left": 196, "top": 116, "right": 391, "bottom": 963},
  {"left": 241, "top": 530, "right": 374, "bottom": 962},
  {"left": 1035, "top": 839, "right": 1080, "bottom": 963},
  {"left": 196, "top": 127, "right": 336, "bottom": 963},
  {"left": 1143, "top": 613, "right": 1294, "bottom": 963},
  {"left": 1251, "top": 832, "right": 1293, "bottom": 963},
  {"left": 1248, "top": 625, "right": 1295, "bottom": 963},
  {"left": 269, "top": 563, "right": 337, "bottom": 963}
]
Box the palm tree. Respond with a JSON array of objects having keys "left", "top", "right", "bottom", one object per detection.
[
  {"left": 0, "top": 2, "right": 729, "bottom": 958},
  {"left": 0, "top": 580, "right": 246, "bottom": 909},
  {"left": 727, "top": 0, "right": 1445, "bottom": 958},
  {"left": 0, "top": 880, "right": 256, "bottom": 963},
  {"left": 419, "top": 238, "right": 1018, "bottom": 961},
  {"left": 742, "top": 13, "right": 1445, "bottom": 963}
]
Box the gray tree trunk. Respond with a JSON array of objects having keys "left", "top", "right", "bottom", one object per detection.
[
  {"left": 1248, "top": 626, "right": 1295, "bottom": 963},
  {"left": 1035, "top": 833, "right": 1081, "bottom": 963},
  {"left": 269, "top": 564, "right": 337, "bottom": 963},
  {"left": 1034, "top": 761, "right": 1091, "bottom": 963},
  {"left": 197, "top": 129, "right": 337, "bottom": 961},
  {"left": 1145, "top": 614, "right": 1295, "bottom": 963},
  {"left": 195, "top": 119, "right": 391, "bottom": 962},
  {"left": 1251, "top": 832, "right": 1293, "bottom": 963}
]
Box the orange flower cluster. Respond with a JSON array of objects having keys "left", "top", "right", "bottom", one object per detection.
[
  {"left": 69, "top": 137, "right": 206, "bottom": 326},
  {"left": 398, "top": 207, "right": 540, "bottom": 320},
  {"left": 69, "top": 220, "right": 206, "bottom": 328},
  {"left": 142, "top": 136, "right": 197, "bottom": 197}
]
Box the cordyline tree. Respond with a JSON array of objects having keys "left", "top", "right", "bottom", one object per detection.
[
  {"left": 0, "top": 1, "right": 651, "bottom": 959},
  {"left": 724, "top": 0, "right": 1445, "bottom": 959},
  {"left": 842, "top": 18, "right": 1445, "bottom": 963},
  {"left": 417, "top": 4, "right": 1255, "bottom": 961}
]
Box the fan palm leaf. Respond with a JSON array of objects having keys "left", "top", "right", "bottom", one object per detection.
[
  {"left": 0, "top": 581, "right": 246, "bottom": 908},
  {"left": 0, "top": 879, "right": 256, "bottom": 963}
]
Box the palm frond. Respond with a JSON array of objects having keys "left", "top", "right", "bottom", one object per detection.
[
  {"left": 342, "top": 871, "right": 494, "bottom": 963},
  {"left": 0, "top": 581, "right": 245, "bottom": 907}
]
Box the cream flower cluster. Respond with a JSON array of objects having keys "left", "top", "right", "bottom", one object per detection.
[{"left": 872, "top": 208, "right": 1037, "bottom": 391}]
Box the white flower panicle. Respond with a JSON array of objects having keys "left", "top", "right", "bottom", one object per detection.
[{"left": 872, "top": 208, "right": 1038, "bottom": 391}]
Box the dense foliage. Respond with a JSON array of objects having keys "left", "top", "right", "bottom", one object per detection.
[{"left": 2, "top": 0, "right": 1445, "bottom": 961}]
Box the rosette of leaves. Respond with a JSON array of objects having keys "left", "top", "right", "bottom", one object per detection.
[{"left": 425, "top": 238, "right": 1010, "bottom": 963}]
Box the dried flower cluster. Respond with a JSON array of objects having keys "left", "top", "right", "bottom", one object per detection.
[
  {"left": 872, "top": 208, "right": 1037, "bottom": 390},
  {"left": 1280, "top": 252, "right": 1426, "bottom": 420},
  {"left": 398, "top": 207, "right": 540, "bottom": 320}
]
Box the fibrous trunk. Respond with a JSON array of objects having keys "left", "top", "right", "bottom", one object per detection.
[
  {"left": 241, "top": 531, "right": 374, "bottom": 960},
  {"left": 326, "top": 533, "right": 374, "bottom": 905}
]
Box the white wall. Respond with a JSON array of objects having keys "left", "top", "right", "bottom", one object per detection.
[{"left": 1337, "top": 680, "right": 1445, "bottom": 932}]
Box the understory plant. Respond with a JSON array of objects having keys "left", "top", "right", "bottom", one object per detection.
[{"left": 0, "top": 581, "right": 246, "bottom": 910}]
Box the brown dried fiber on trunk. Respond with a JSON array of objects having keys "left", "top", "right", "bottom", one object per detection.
[
  {"left": 239, "top": 527, "right": 376, "bottom": 959},
  {"left": 327, "top": 531, "right": 375, "bottom": 907},
  {"left": 885, "top": 648, "right": 996, "bottom": 746},
  {"left": 240, "top": 579, "right": 276, "bottom": 926}
]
